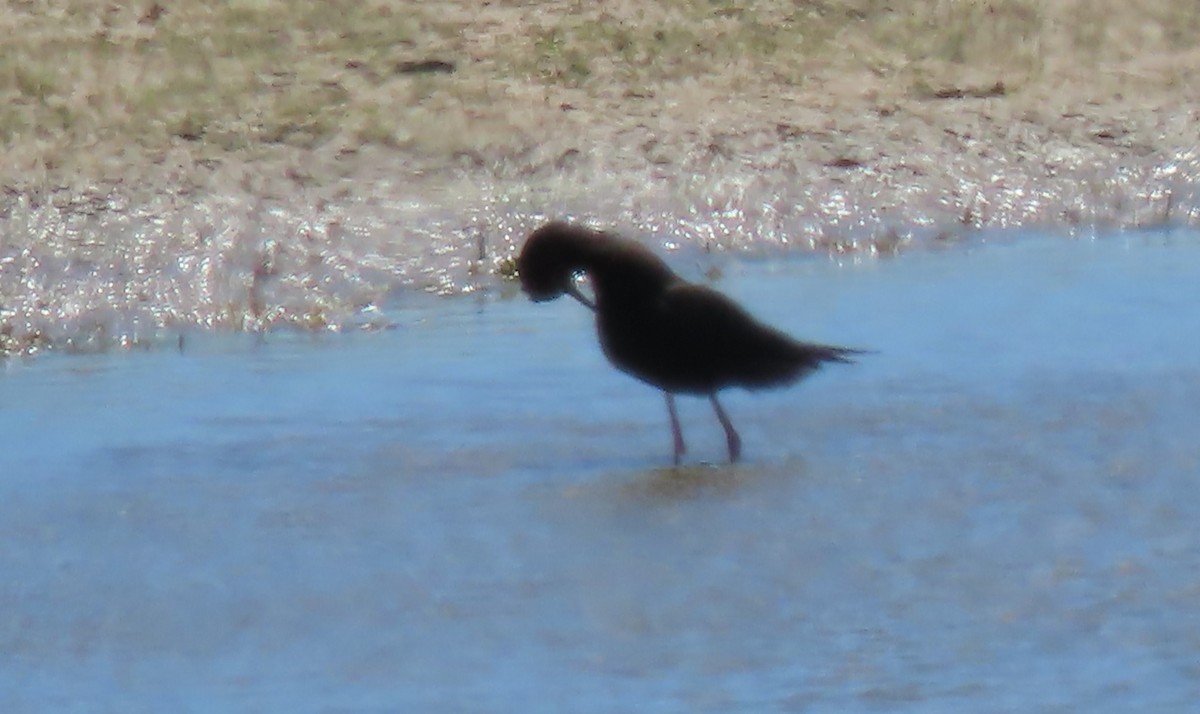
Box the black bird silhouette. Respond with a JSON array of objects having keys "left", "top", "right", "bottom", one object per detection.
[{"left": 517, "top": 221, "right": 863, "bottom": 464}]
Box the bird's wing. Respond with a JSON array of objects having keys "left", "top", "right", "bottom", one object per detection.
[
  {"left": 658, "top": 282, "right": 858, "bottom": 387},
  {"left": 657, "top": 283, "right": 767, "bottom": 342}
]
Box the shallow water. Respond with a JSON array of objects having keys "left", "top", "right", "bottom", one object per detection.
[
  {"left": 3, "top": 148, "right": 1198, "bottom": 357},
  {"left": 2, "top": 229, "right": 1199, "bottom": 712}
]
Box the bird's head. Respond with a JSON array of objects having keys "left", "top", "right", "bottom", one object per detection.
[{"left": 517, "top": 222, "right": 596, "bottom": 308}]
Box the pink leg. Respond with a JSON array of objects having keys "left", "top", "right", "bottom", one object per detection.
[
  {"left": 709, "top": 393, "right": 742, "bottom": 463},
  {"left": 665, "top": 393, "right": 686, "bottom": 465}
]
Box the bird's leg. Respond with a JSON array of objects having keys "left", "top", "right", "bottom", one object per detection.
[
  {"left": 709, "top": 393, "right": 742, "bottom": 463},
  {"left": 664, "top": 392, "right": 686, "bottom": 465}
]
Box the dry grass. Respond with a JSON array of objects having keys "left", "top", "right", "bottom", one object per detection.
[{"left": 1, "top": 0, "right": 1198, "bottom": 190}]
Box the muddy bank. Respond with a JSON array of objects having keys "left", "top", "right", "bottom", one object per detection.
[{"left": 3, "top": 102, "right": 1196, "bottom": 357}]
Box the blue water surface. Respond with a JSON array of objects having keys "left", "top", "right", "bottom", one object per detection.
[{"left": 2, "top": 229, "right": 1199, "bottom": 712}]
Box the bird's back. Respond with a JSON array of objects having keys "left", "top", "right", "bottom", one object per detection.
[{"left": 598, "top": 280, "right": 858, "bottom": 395}]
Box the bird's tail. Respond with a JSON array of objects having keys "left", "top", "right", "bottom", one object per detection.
[{"left": 807, "top": 343, "right": 871, "bottom": 365}]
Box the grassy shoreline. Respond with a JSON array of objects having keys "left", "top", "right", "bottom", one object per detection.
[
  {"left": 3, "top": 0, "right": 1198, "bottom": 197},
  {"left": 3, "top": 1, "right": 1199, "bottom": 357}
]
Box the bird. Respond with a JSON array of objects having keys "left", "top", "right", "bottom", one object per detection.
[{"left": 517, "top": 221, "right": 864, "bottom": 465}]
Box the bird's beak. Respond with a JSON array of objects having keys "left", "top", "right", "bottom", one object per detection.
[{"left": 566, "top": 283, "right": 596, "bottom": 311}]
